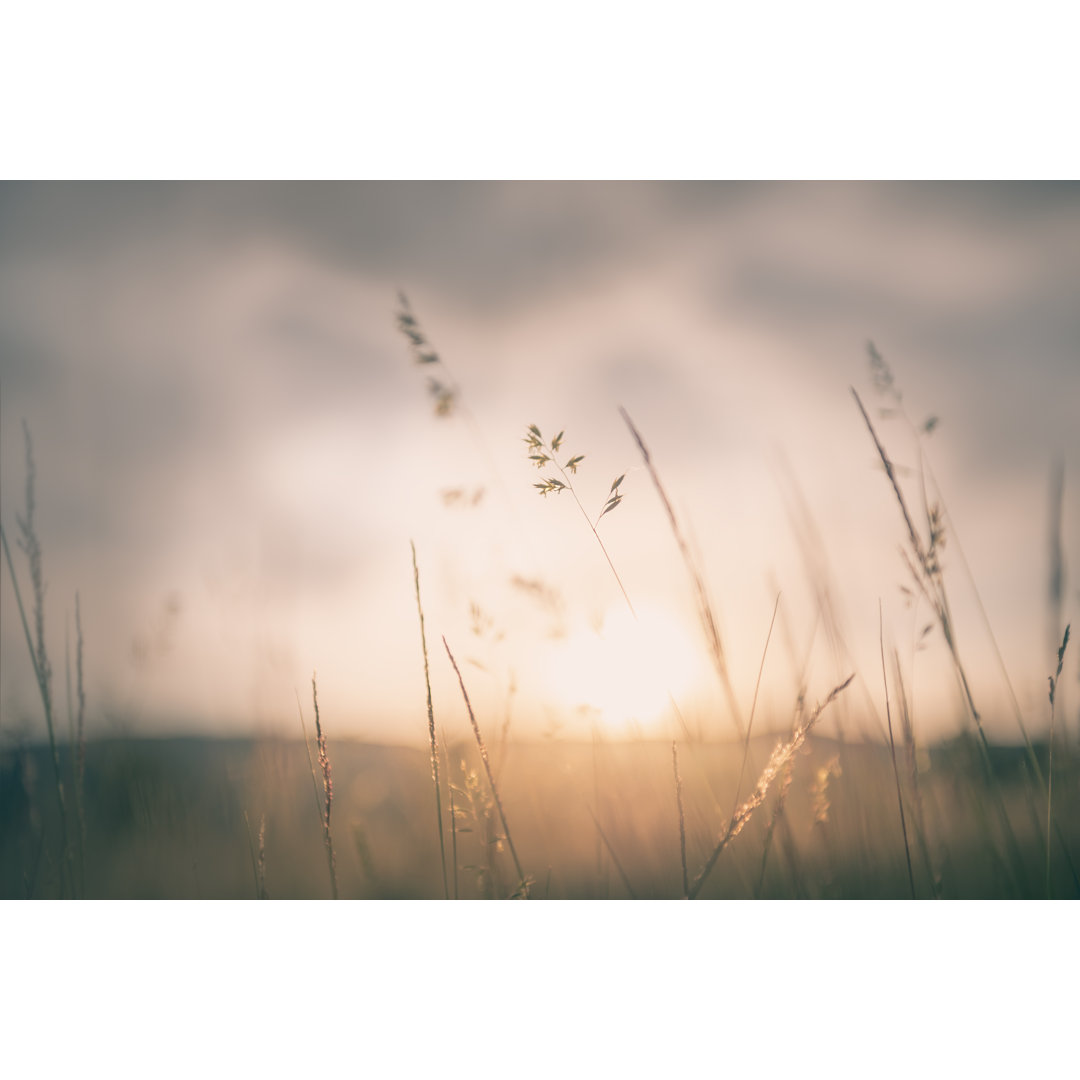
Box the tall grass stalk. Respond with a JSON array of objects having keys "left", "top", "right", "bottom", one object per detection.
[
  {"left": 688, "top": 673, "right": 854, "bottom": 900},
  {"left": 754, "top": 757, "right": 797, "bottom": 899},
  {"left": 587, "top": 806, "right": 638, "bottom": 899},
  {"left": 243, "top": 810, "right": 267, "bottom": 900},
  {"left": 852, "top": 386, "right": 1029, "bottom": 888},
  {"left": 672, "top": 742, "right": 688, "bottom": 899},
  {"left": 864, "top": 348, "right": 1080, "bottom": 886},
  {"left": 64, "top": 608, "right": 86, "bottom": 893},
  {"left": 880, "top": 601, "right": 916, "bottom": 899},
  {"left": 411, "top": 541, "right": 450, "bottom": 899},
  {"left": 449, "top": 785, "right": 460, "bottom": 900},
  {"left": 0, "top": 424, "right": 75, "bottom": 897},
  {"left": 70, "top": 592, "right": 87, "bottom": 894},
  {"left": 311, "top": 674, "right": 338, "bottom": 900},
  {"left": 1047, "top": 624, "right": 1070, "bottom": 898},
  {"left": 730, "top": 591, "right": 782, "bottom": 818},
  {"left": 620, "top": 407, "right": 745, "bottom": 737},
  {"left": 257, "top": 814, "right": 269, "bottom": 900},
  {"left": 443, "top": 637, "right": 528, "bottom": 897},
  {"left": 295, "top": 689, "right": 324, "bottom": 828},
  {"left": 864, "top": 346, "right": 1066, "bottom": 784},
  {"left": 892, "top": 651, "right": 940, "bottom": 897}
]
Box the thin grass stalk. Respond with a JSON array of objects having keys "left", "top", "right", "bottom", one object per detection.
[
  {"left": 892, "top": 650, "right": 940, "bottom": 897},
  {"left": 852, "top": 388, "right": 1029, "bottom": 887},
  {"left": 526, "top": 424, "right": 636, "bottom": 618},
  {"left": 449, "top": 785, "right": 459, "bottom": 900},
  {"left": 672, "top": 742, "right": 688, "bottom": 899},
  {"left": 688, "top": 673, "right": 854, "bottom": 900},
  {"left": 73, "top": 592, "right": 87, "bottom": 892},
  {"left": 1047, "top": 625, "right": 1070, "bottom": 898},
  {"left": 880, "top": 602, "right": 916, "bottom": 899},
  {"left": 295, "top": 689, "right": 325, "bottom": 827},
  {"left": 754, "top": 757, "right": 797, "bottom": 898},
  {"left": 875, "top": 342, "right": 1061, "bottom": 777},
  {"left": 620, "top": 406, "right": 744, "bottom": 737},
  {"left": 587, "top": 806, "right": 638, "bottom": 899},
  {"left": 257, "top": 813, "right": 269, "bottom": 900},
  {"left": 312, "top": 674, "right": 338, "bottom": 900},
  {"left": 553, "top": 456, "right": 636, "bottom": 619},
  {"left": 63, "top": 610, "right": 84, "bottom": 892},
  {"left": 1, "top": 441, "right": 75, "bottom": 897},
  {"left": 443, "top": 637, "right": 528, "bottom": 897},
  {"left": 243, "top": 810, "right": 261, "bottom": 899},
  {"left": 411, "top": 542, "right": 449, "bottom": 899},
  {"left": 65, "top": 609, "right": 74, "bottom": 747},
  {"left": 730, "top": 592, "right": 782, "bottom": 818}
]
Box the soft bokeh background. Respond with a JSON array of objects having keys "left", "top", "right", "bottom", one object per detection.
[{"left": 2, "top": 181, "right": 1077, "bottom": 745}]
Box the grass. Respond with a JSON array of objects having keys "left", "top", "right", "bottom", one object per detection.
[
  {"left": 444, "top": 636, "right": 530, "bottom": 898},
  {"left": 1, "top": 317, "right": 1077, "bottom": 901},
  {"left": 412, "top": 541, "right": 449, "bottom": 899},
  {"left": 311, "top": 673, "right": 338, "bottom": 900}
]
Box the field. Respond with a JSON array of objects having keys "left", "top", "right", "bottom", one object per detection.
[
  {"left": 2, "top": 330, "right": 1078, "bottom": 901},
  {"left": 3, "top": 727, "right": 1077, "bottom": 899},
  {"left": 1, "top": 189, "right": 1078, "bottom": 902}
]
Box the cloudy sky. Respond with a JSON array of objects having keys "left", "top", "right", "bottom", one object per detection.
[{"left": 1, "top": 182, "right": 1077, "bottom": 746}]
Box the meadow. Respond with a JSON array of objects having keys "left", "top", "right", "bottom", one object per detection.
[
  {"left": 1, "top": 312, "right": 1077, "bottom": 901},
  {"left": 2, "top": 729, "right": 1076, "bottom": 899}
]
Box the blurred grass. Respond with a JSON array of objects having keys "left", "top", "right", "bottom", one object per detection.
[{"left": 3, "top": 730, "right": 1076, "bottom": 899}]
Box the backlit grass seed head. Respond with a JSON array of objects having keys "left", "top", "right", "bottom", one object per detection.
[
  {"left": 811, "top": 755, "right": 842, "bottom": 825},
  {"left": 1049, "top": 624, "right": 1071, "bottom": 705},
  {"left": 396, "top": 291, "right": 456, "bottom": 417},
  {"left": 523, "top": 425, "right": 624, "bottom": 523}
]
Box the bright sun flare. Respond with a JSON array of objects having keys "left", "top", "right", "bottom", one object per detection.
[{"left": 545, "top": 603, "right": 699, "bottom": 733}]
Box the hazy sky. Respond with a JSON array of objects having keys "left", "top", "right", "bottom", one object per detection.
[{"left": 1, "top": 182, "right": 1077, "bottom": 746}]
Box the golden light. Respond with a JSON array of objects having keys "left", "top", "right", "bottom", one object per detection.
[{"left": 544, "top": 603, "right": 700, "bottom": 733}]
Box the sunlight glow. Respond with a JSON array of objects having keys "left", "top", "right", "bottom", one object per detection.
[{"left": 545, "top": 604, "right": 699, "bottom": 733}]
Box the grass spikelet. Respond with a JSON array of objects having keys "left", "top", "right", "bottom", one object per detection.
[
  {"left": 755, "top": 755, "right": 798, "bottom": 898},
  {"left": 524, "top": 423, "right": 635, "bottom": 617},
  {"left": 444, "top": 637, "right": 529, "bottom": 898},
  {"left": 688, "top": 673, "right": 854, "bottom": 899},
  {"left": 312, "top": 673, "right": 338, "bottom": 900},
  {"left": 412, "top": 541, "right": 449, "bottom": 899},
  {"left": 396, "top": 291, "right": 456, "bottom": 416}
]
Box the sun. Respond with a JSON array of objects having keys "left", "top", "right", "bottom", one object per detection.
[{"left": 545, "top": 603, "right": 699, "bottom": 733}]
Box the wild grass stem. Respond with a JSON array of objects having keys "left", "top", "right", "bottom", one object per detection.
[
  {"left": 411, "top": 541, "right": 450, "bottom": 899},
  {"left": 444, "top": 637, "right": 528, "bottom": 897},
  {"left": 620, "top": 406, "right": 745, "bottom": 738},
  {"left": 311, "top": 674, "right": 338, "bottom": 900},
  {"left": 880, "top": 601, "right": 916, "bottom": 899},
  {"left": 688, "top": 674, "right": 854, "bottom": 899}
]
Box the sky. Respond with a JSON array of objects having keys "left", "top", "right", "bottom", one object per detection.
[{"left": 1, "top": 181, "right": 1078, "bottom": 747}]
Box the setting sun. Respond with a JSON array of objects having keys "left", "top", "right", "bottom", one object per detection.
[{"left": 544, "top": 603, "right": 701, "bottom": 733}]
